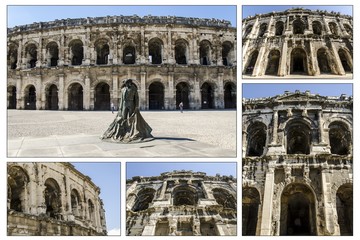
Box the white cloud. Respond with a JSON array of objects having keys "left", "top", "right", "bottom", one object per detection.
[{"left": 107, "top": 228, "right": 120, "bottom": 236}]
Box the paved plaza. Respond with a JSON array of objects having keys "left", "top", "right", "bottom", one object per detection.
[{"left": 7, "top": 110, "right": 237, "bottom": 157}]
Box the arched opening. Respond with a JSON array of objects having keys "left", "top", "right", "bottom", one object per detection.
[
  {"left": 343, "top": 24, "right": 352, "bottom": 35},
  {"left": 336, "top": 184, "right": 353, "bottom": 235},
  {"left": 8, "top": 166, "right": 29, "bottom": 212},
  {"left": 280, "top": 184, "right": 317, "bottom": 235},
  {"left": 247, "top": 122, "right": 267, "bottom": 157},
  {"left": 24, "top": 85, "right": 36, "bottom": 110},
  {"left": 173, "top": 186, "right": 198, "bottom": 206},
  {"left": 69, "top": 40, "right": 83, "bottom": 66},
  {"left": 293, "top": 19, "right": 305, "bottom": 34},
  {"left": 94, "top": 82, "right": 110, "bottom": 110},
  {"left": 200, "top": 82, "right": 214, "bottom": 109},
  {"left": 286, "top": 120, "right": 311, "bottom": 154},
  {"left": 176, "top": 82, "right": 189, "bottom": 109},
  {"left": 199, "top": 40, "right": 212, "bottom": 65},
  {"left": 338, "top": 49, "right": 352, "bottom": 73},
  {"left": 96, "top": 40, "right": 109, "bottom": 65},
  {"left": 132, "top": 188, "right": 156, "bottom": 212},
  {"left": 8, "top": 44, "right": 18, "bottom": 69},
  {"left": 312, "top": 21, "right": 322, "bottom": 35},
  {"left": 149, "top": 38, "right": 163, "bottom": 64},
  {"left": 71, "top": 189, "right": 81, "bottom": 217},
  {"left": 7, "top": 86, "right": 17, "bottom": 109},
  {"left": 46, "top": 84, "right": 58, "bottom": 110},
  {"left": 329, "top": 22, "right": 338, "bottom": 35},
  {"left": 25, "top": 43, "right": 37, "bottom": 68},
  {"left": 224, "top": 82, "right": 236, "bottom": 109},
  {"left": 258, "top": 23, "right": 267, "bottom": 37},
  {"left": 242, "top": 187, "right": 260, "bottom": 236},
  {"left": 275, "top": 21, "right": 284, "bottom": 36},
  {"left": 123, "top": 45, "right": 135, "bottom": 64},
  {"left": 213, "top": 188, "right": 236, "bottom": 209},
  {"left": 222, "top": 41, "right": 233, "bottom": 66},
  {"left": 175, "top": 39, "right": 188, "bottom": 65},
  {"left": 68, "top": 83, "right": 83, "bottom": 110},
  {"left": 244, "top": 25, "right": 253, "bottom": 38},
  {"left": 44, "top": 178, "right": 62, "bottom": 219},
  {"left": 149, "top": 82, "right": 164, "bottom": 110},
  {"left": 265, "top": 49, "right": 280, "bottom": 75},
  {"left": 244, "top": 50, "right": 258, "bottom": 75},
  {"left": 291, "top": 48, "right": 307, "bottom": 74},
  {"left": 155, "top": 220, "right": 170, "bottom": 235},
  {"left": 46, "top": 42, "right": 59, "bottom": 67},
  {"left": 329, "top": 122, "right": 351, "bottom": 155},
  {"left": 88, "top": 199, "right": 95, "bottom": 223},
  {"left": 317, "top": 48, "right": 331, "bottom": 74}
]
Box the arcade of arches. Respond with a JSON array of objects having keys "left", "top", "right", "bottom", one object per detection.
[
  {"left": 126, "top": 171, "right": 237, "bottom": 236},
  {"left": 242, "top": 90, "right": 353, "bottom": 236}
]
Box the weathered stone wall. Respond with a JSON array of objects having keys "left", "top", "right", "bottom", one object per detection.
[
  {"left": 7, "top": 15, "right": 236, "bottom": 110},
  {"left": 242, "top": 91, "right": 353, "bottom": 236},
  {"left": 7, "top": 162, "right": 107, "bottom": 236},
  {"left": 126, "top": 170, "right": 237, "bottom": 236},
  {"left": 242, "top": 8, "right": 353, "bottom": 77}
]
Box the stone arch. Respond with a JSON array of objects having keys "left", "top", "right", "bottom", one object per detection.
[
  {"left": 199, "top": 40, "right": 212, "bottom": 65},
  {"left": 46, "top": 41, "right": 59, "bottom": 67},
  {"left": 329, "top": 121, "right": 351, "bottom": 155},
  {"left": 95, "top": 39, "right": 110, "bottom": 65},
  {"left": 7, "top": 85, "right": 17, "bottom": 109},
  {"left": 224, "top": 81, "right": 236, "bottom": 109},
  {"left": 338, "top": 48, "right": 352, "bottom": 72},
  {"left": 173, "top": 185, "right": 198, "bottom": 206},
  {"left": 328, "top": 22, "right": 338, "bottom": 35},
  {"left": 336, "top": 183, "right": 353, "bottom": 235},
  {"left": 69, "top": 39, "right": 84, "bottom": 65},
  {"left": 71, "top": 188, "right": 81, "bottom": 217},
  {"left": 212, "top": 188, "right": 236, "bottom": 209},
  {"left": 242, "top": 187, "right": 261, "bottom": 236},
  {"left": 246, "top": 121, "right": 267, "bottom": 157},
  {"left": 290, "top": 48, "right": 308, "bottom": 74},
  {"left": 280, "top": 183, "right": 317, "bottom": 235},
  {"left": 94, "top": 82, "right": 110, "bottom": 110},
  {"left": 222, "top": 41, "right": 234, "bottom": 66},
  {"left": 24, "top": 43, "right": 37, "bottom": 68},
  {"left": 8, "top": 166, "right": 29, "bottom": 212},
  {"left": 244, "top": 25, "right": 253, "bottom": 38},
  {"left": 44, "top": 178, "right": 62, "bottom": 219},
  {"left": 68, "top": 82, "right": 83, "bottom": 110},
  {"left": 24, "top": 84, "right": 36, "bottom": 110},
  {"left": 200, "top": 82, "right": 215, "bottom": 109},
  {"left": 265, "top": 49, "right": 280, "bottom": 75},
  {"left": 45, "top": 84, "right": 59, "bottom": 110},
  {"left": 292, "top": 19, "right": 305, "bottom": 34},
  {"left": 132, "top": 188, "right": 156, "bottom": 212},
  {"left": 244, "top": 50, "right": 259, "bottom": 74},
  {"left": 123, "top": 44, "right": 136, "bottom": 64},
  {"left": 275, "top": 21, "right": 284, "bottom": 36},
  {"left": 175, "top": 39, "right": 189, "bottom": 65},
  {"left": 148, "top": 37, "right": 163, "bottom": 64},
  {"left": 312, "top": 21, "right": 322, "bottom": 35},
  {"left": 285, "top": 119, "right": 312, "bottom": 154},
  {"left": 176, "top": 82, "right": 190, "bottom": 109},
  {"left": 88, "top": 198, "right": 95, "bottom": 222},
  {"left": 8, "top": 42, "right": 18, "bottom": 69},
  {"left": 317, "top": 48, "right": 331, "bottom": 74},
  {"left": 258, "top": 23, "right": 267, "bottom": 37},
  {"left": 149, "top": 81, "right": 165, "bottom": 110},
  {"left": 343, "top": 23, "right": 352, "bottom": 35}
]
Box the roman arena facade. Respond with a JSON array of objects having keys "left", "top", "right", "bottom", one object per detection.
[{"left": 7, "top": 15, "right": 236, "bottom": 110}]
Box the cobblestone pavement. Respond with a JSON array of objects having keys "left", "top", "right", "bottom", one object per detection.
[{"left": 7, "top": 110, "right": 237, "bottom": 158}]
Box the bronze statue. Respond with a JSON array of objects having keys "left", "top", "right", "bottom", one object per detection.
[{"left": 101, "top": 79, "right": 153, "bottom": 143}]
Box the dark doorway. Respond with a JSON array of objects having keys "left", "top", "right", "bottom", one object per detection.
[
  {"left": 291, "top": 48, "right": 307, "bottom": 74},
  {"left": 176, "top": 82, "right": 189, "bottom": 109},
  {"left": 149, "top": 82, "right": 164, "bottom": 110},
  {"left": 243, "top": 187, "right": 261, "bottom": 235},
  {"left": 46, "top": 84, "right": 58, "bottom": 110},
  {"left": 265, "top": 50, "right": 280, "bottom": 75},
  {"left": 94, "top": 82, "right": 110, "bottom": 110},
  {"left": 24, "top": 85, "right": 36, "bottom": 110},
  {"left": 68, "top": 83, "right": 83, "bottom": 110},
  {"left": 336, "top": 184, "right": 353, "bottom": 235},
  {"left": 224, "top": 82, "right": 236, "bottom": 109},
  {"left": 317, "top": 49, "right": 331, "bottom": 74},
  {"left": 338, "top": 49, "right": 352, "bottom": 72},
  {"left": 245, "top": 51, "right": 259, "bottom": 75},
  {"left": 8, "top": 86, "right": 17, "bottom": 109},
  {"left": 123, "top": 46, "right": 136, "bottom": 64},
  {"left": 201, "top": 82, "right": 214, "bottom": 109}
]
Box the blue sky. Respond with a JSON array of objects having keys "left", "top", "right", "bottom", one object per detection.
[
  {"left": 71, "top": 162, "right": 120, "bottom": 235},
  {"left": 243, "top": 5, "right": 353, "bottom": 19},
  {"left": 7, "top": 5, "right": 236, "bottom": 28},
  {"left": 243, "top": 83, "right": 353, "bottom": 99},
  {"left": 126, "top": 162, "right": 237, "bottom": 179}
]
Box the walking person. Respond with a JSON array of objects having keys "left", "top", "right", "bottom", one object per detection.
[
  {"left": 111, "top": 102, "right": 115, "bottom": 114},
  {"left": 179, "top": 102, "right": 183, "bottom": 113}
]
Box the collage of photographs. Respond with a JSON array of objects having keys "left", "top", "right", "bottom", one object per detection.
[{"left": 4, "top": 3, "right": 354, "bottom": 239}]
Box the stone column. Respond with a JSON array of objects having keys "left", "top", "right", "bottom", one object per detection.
[
  {"left": 217, "top": 73, "right": 224, "bottom": 109},
  {"left": 16, "top": 76, "right": 22, "bottom": 109},
  {"left": 165, "top": 72, "right": 174, "bottom": 110},
  {"left": 252, "top": 39, "right": 268, "bottom": 76},
  {"left": 84, "top": 76, "right": 91, "bottom": 110},
  {"left": 16, "top": 39, "right": 23, "bottom": 69},
  {"left": 321, "top": 168, "right": 338, "bottom": 235},
  {"left": 159, "top": 181, "right": 168, "bottom": 199},
  {"left": 140, "top": 71, "right": 147, "bottom": 110},
  {"left": 201, "top": 181, "right": 213, "bottom": 199},
  {"left": 250, "top": 17, "right": 259, "bottom": 38},
  {"left": 59, "top": 30, "right": 65, "bottom": 66},
  {"left": 140, "top": 26, "right": 146, "bottom": 64},
  {"left": 266, "top": 16, "right": 273, "bottom": 36},
  {"left": 36, "top": 77, "right": 42, "bottom": 110},
  {"left": 279, "top": 39, "right": 288, "bottom": 76},
  {"left": 260, "top": 162, "right": 275, "bottom": 235},
  {"left": 192, "top": 28, "right": 198, "bottom": 64},
  {"left": 323, "top": 15, "right": 331, "bottom": 34},
  {"left": 112, "top": 73, "right": 119, "bottom": 108},
  {"left": 286, "top": 16, "right": 290, "bottom": 31},
  {"left": 330, "top": 42, "right": 345, "bottom": 75},
  {"left": 36, "top": 34, "right": 43, "bottom": 67},
  {"left": 192, "top": 75, "right": 200, "bottom": 109},
  {"left": 242, "top": 129, "right": 248, "bottom": 158},
  {"left": 271, "top": 110, "right": 278, "bottom": 144},
  {"left": 58, "top": 74, "right": 64, "bottom": 110},
  {"left": 65, "top": 168, "right": 72, "bottom": 220},
  {"left": 308, "top": 40, "right": 317, "bottom": 76},
  {"left": 318, "top": 110, "right": 325, "bottom": 143}
]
